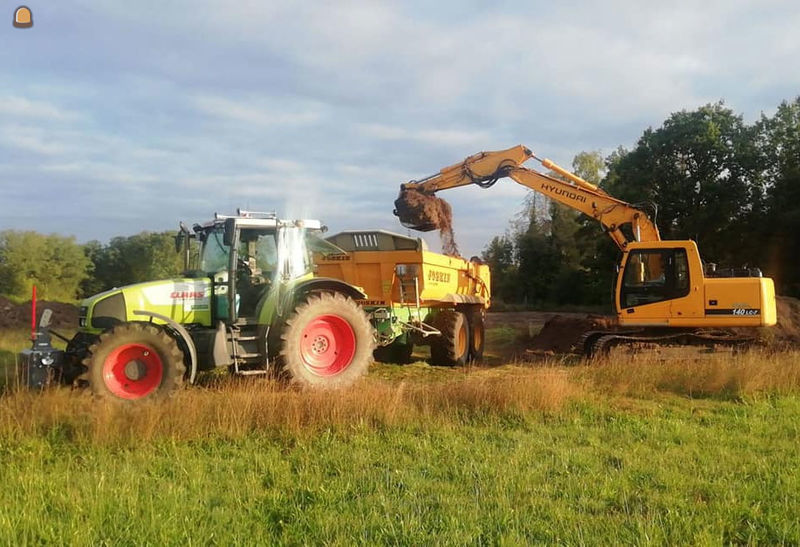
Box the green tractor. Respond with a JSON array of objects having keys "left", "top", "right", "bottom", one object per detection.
[{"left": 59, "top": 210, "right": 375, "bottom": 401}]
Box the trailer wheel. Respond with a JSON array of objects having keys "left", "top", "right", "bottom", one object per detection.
[
  {"left": 280, "top": 292, "right": 375, "bottom": 388},
  {"left": 374, "top": 341, "right": 415, "bottom": 364},
  {"left": 85, "top": 322, "right": 185, "bottom": 401},
  {"left": 430, "top": 310, "right": 470, "bottom": 366},
  {"left": 467, "top": 309, "right": 485, "bottom": 363}
]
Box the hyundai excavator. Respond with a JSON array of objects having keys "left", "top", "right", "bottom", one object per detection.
[{"left": 394, "top": 145, "right": 777, "bottom": 356}]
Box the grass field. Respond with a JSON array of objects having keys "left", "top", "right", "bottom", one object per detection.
[{"left": 2, "top": 327, "right": 800, "bottom": 543}]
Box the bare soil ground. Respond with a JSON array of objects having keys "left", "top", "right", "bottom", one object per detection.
[
  {"left": 487, "top": 295, "right": 800, "bottom": 357},
  {"left": 0, "top": 297, "right": 79, "bottom": 330}
]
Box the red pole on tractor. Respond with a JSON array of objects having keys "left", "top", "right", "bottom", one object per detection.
[{"left": 31, "top": 285, "right": 37, "bottom": 340}]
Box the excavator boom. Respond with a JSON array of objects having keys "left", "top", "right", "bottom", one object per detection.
[{"left": 396, "top": 145, "right": 660, "bottom": 250}]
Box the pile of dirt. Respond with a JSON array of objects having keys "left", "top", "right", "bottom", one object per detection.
[
  {"left": 528, "top": 296, "right": 800, "bottom": 354},
  {"left": 394, "top": 188, "right": 460, "bottom": 257},
  {"left": 528, "top": 315, "right": 615, "bottom": 354},
  {"left": 769, "top": 296, "right": 800, "bottom": 344},
  {"left": 0, "top": 296, "right": 79, "bottom": 330}
]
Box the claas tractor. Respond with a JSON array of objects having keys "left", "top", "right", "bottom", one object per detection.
[{"left": 32, "top": 210, "right": 375, "bottom": 401}]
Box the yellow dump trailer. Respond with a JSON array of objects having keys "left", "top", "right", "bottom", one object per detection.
[{"left": 315, "top": 230, "right": 490, "bottom": 366}]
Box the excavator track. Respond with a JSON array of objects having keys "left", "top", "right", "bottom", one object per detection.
[{"left": 583, "top": 329, "right": 756, "bottom": 358}]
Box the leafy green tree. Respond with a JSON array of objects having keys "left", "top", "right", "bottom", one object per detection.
[
  {"left": 0, "top": 230, "right": 91, "bottom": 301},
  {"left": 481, "top": 235, "right": 519, "bottom": 303},
  {"left": 756, "top": 97, "right": 800, "bottom": 295},
  {"left": 604, "top": 102, "right": 763, "bottom": 266},
  {"left": 82, "top": 232, "right": 185, "bottom": 296},
  {"left": 515, "top": 201, "right": 561, "bottom": 305}
]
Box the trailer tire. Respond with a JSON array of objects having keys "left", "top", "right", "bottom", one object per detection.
[
  {"left": 280, "top": 292, "right": 375, "bottom": 389},
  {"left": 374, "top": 341, "right": 415, "bottom": 364},
  {"left": 430, "top": 309, "right": 470, "bottom": 367},
  {"left": 85, "top": 322, "right": 185, "bottom": 401},
  {"left": 467, "top": 309, "right": 485, "bottom": 363}
]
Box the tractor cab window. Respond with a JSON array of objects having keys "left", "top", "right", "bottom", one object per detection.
[
  {"left": 199, "top": 227, "right": 230, "bottom": 274},
  {"left": 621, "top": 248, "right": 690, "bottom": 308},
  {"left": 237, "top": 229, "right": 278, "bottom": 317},
  {"left": 238, "top": 229, "right": 278, "bottom": 280}
]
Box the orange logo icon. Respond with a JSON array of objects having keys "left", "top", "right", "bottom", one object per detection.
[{"left": 13, "top": 6, "right": 33, "bottom": 28}]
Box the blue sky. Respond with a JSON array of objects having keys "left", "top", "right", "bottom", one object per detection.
[{"left": 1, "top": 1, "right": 799, "bottom": 256}]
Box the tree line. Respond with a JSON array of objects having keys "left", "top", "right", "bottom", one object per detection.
[
  {"left": 0, "top": 231, "right": 183, "bottom": 301},
  {"left": 482, "top": 98, "right": 800, "bottom": 307},
  {"left": 1, "top": 98, "right": 798, "bottom": 305}
]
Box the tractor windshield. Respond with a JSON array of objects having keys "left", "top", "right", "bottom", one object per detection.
[{"left": 199, "top": 227, "right": 230, "bottom": 274}]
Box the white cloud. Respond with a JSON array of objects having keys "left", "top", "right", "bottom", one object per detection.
[
  {"left": 193, "top": 95, "right": 322, "bottom": 127},
  {"left": 0, "top": 125, "right": 68, "bottom": 155},
  {"left": 357, "top": 123, "right": 490, "bottom": 148},
  {"left": 0, "top": 95, "right": 80, "bottom": 121}
]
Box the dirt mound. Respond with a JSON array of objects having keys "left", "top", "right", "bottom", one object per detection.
[
  {"left": 0, "top": 296, "right": 79, "bottom": 330},
  {"left": 771, "top": 296, "right": 800, "bottom": 344},
  {"left": 394, "top": 188, "right": 460, "bottom": 257},
  {"left": 529, "top": 296, "right": 800, "bottom": 354},
  {"left": 529, "top": 315, "right": 615, "bottom": 354}
]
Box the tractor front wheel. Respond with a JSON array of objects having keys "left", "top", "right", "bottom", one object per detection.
[
  {"left": 85, "top": 322, "right": 186, "bottom": 401},
  {"left": 280, "top": 292, "right": 375, "bottom": 388}
]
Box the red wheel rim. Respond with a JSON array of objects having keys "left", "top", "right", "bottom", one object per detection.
[
  {"left": 102, "top": 343, "right": 164, "bottom": 399},
  {"left": 299, "top": 314, "right": 356, "bottom": 377}
]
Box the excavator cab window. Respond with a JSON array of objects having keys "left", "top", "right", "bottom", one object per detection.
[{"left": 621, "top": 249, "right": 690, "bottom": 308}]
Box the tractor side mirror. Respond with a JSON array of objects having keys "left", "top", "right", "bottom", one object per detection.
[
  {"left": 223, "top": 218, "right": 236, "bottom": 247},
  {"left": 175, "top": 232, "right": 184, "bottom": 253}
]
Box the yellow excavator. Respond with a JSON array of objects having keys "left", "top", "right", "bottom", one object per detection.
[{"left": 394, "top": 145, "right": 777, "bottom": 356}]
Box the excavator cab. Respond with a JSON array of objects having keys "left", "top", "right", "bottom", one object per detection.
[
  {"left": 617, "top": 241, "right": 776, "bottom": 328},
  {"left": 619, "top": 247, "right": 689, "bottom": 308}
]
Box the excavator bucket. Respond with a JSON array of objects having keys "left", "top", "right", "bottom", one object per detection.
[{"left": 393, "top": 187, "right": 446, "bottom": 232}]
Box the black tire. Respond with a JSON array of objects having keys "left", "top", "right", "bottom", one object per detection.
[
  {"left": 430, "top": 309, "right": 470, "bottom": 367},
  {"left": 373, "top": 341, "right": 415, "bottom": 364},
  {"left": 280, "top": 292, "right": 375, "bottom": 388},
  {"left": 84, "top": 322, "right": 185, "bottom": 401},
  {"left": 466, "top": 308, "right": 485, "bottom": 363}
]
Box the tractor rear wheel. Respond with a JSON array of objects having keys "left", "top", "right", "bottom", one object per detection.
[
  {"left": 467, "top": 309, "right": 485, "bottom": 363},
  {"left": 85, "top": 322, "right": 185, "bottom": 401},
  {"left": 280, "top": 292, "right": 375, "bottom": 388},
  {"left": 430, "top": 310, "right": 470, "bottom": 366}
]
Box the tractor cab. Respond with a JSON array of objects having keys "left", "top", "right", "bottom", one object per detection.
[{"left": 178, "top": 210, "right": 328, "bottom": 325}]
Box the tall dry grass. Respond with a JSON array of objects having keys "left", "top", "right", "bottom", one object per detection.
[
  {"left": 2, "top": 350, "right": 799, "bottom": 445},
  {"left": 584, "top": 350, "right": 800, "bottom": 399},
  {"left": 0, "top": 369, "right": 579, "bottom": 445}
]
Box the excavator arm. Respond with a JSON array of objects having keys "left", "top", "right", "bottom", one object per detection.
[{"left": 396, "top": 145, "right": 661, "bottom": 250}]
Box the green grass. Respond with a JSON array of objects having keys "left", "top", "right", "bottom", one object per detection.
[
  {"left": 0, "top": 330, "right": 29, "bottom": 389},
  {"left": 1, "top": 397, "right": 798, "bottom": 544},
  {"left": 2, "top": 327, "right": 800, "bottom": 543}
]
